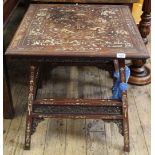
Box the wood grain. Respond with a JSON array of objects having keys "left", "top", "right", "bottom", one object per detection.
[
  {"left": 83, "top": 67, "right": 107, "bottom": 155},
  {"left": 65, "top": 67, "right": 86, "bottom": 155},
  {"left": 6, "top": 4, "right": 149, "bottom": 59},
  {"left": 43, "top": 67, "right": 67, "bottom": 155}
]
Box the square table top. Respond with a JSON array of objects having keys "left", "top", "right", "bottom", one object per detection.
[{"left": 6, "top": 4, "right": 149, "bottom": 59}]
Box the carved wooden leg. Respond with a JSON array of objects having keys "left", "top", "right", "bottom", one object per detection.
[
  {"left": 129, "top": 0, "right": 151, "bottom": 85},
  {"left": 119, "top": 59, "right": 130, "bottom": 152},
  {"left": 139, "top": 0, "right": 151, "bottom": 44},
  {"left": 37, "top": 64, "right": 43, "bottom": 89},
  {"left": 24, "top": 65, "right": 37, "bottom": 150}
]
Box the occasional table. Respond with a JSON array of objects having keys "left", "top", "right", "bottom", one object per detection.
[{"left": 6, "top": 4, "right": 149, "bottom": 152}]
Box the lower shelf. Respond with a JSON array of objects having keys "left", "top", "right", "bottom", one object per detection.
[{"left": 33, "top": 104, "right": 122, "bottom": 115}]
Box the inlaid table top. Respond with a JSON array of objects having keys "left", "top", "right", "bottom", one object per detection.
[{"left": 6, "top": 4, "right": 149, "bottom": 59}]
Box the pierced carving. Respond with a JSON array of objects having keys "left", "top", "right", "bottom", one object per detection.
[
  {"left": 139, "top": 0, "right": 151, "bottom": 44},
  {"left": 31, "top": 117, "right": 44, "bottom": 135},
  {"left": 33, "top": 105, "right": 122, "bottom": 115},
  {"left": 114, "top": 120, "right": 123, "bottom": 136}
]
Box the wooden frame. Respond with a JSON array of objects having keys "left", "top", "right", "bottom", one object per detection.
[
  {"left": 24, "top": 59, "right": 130, "bottom": 152},
  {"left": 3, "top": 0, "right": 20, "bottom": 26}
]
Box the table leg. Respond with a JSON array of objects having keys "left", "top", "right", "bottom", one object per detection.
[
  {"left": 129, "top": 0, "right": 151, "bottom": 85},
  {"left": 119, "top": 59, "right": 130, "bottom": 152},
  {"left": 24, "top": 65, "right": 37, "bottom": 150}
]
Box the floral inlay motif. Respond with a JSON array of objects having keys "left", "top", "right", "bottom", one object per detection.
[
  {"left": 24, "top": 5, "right": 133, "bottom": 51},
  {"left": 7, "top": 4, "right": 147, "bottom": 58}
]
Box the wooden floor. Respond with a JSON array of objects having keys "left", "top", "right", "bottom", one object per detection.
[{"left": 4, "top": 44, "right": 151, "bottom": 155}]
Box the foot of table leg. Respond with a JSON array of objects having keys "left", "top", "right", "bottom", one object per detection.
[
  {"left": 123, "top": 120, "right": 130, "bottom": 152},
  {"left": 24, "top": 118, "right": 32, "bottom": 150},
  {"left": 24, "top": 146, "right": 30, "bottom": 150},
  {"left": 128, "top": 60, "right": 151, "bottom": 85},
  {"left": 122, "top": 99, "right": 130, "bottom": 152}
]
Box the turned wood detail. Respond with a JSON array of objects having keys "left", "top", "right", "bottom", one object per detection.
[
  {"left": 139, "top": 0, "right": 151, "bottom": 44},
  {"left": 129, "top": 0, "right": 151, "bottom": 85}
]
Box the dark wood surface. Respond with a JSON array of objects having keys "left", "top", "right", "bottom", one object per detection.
[
  {"left": 129, "top": 0, "right": 151, "bottom": 85},
  {"left": 31, "top": 0, "right": 139, "bottom": 3},
  {"left": 3, "top": 59, "right": 15, "bottom": 118},
  {"left": 3, "top": 3, "right": 28, "bottom": 119},
  {"left": 6, "top": 4, "right": 148, "bottom": 59},
  {"left": 3, "top": 1, "right": 23, "bottom": 119},
  {"left": 3, "top": 0, "right": 20, "bottom": 25}
]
